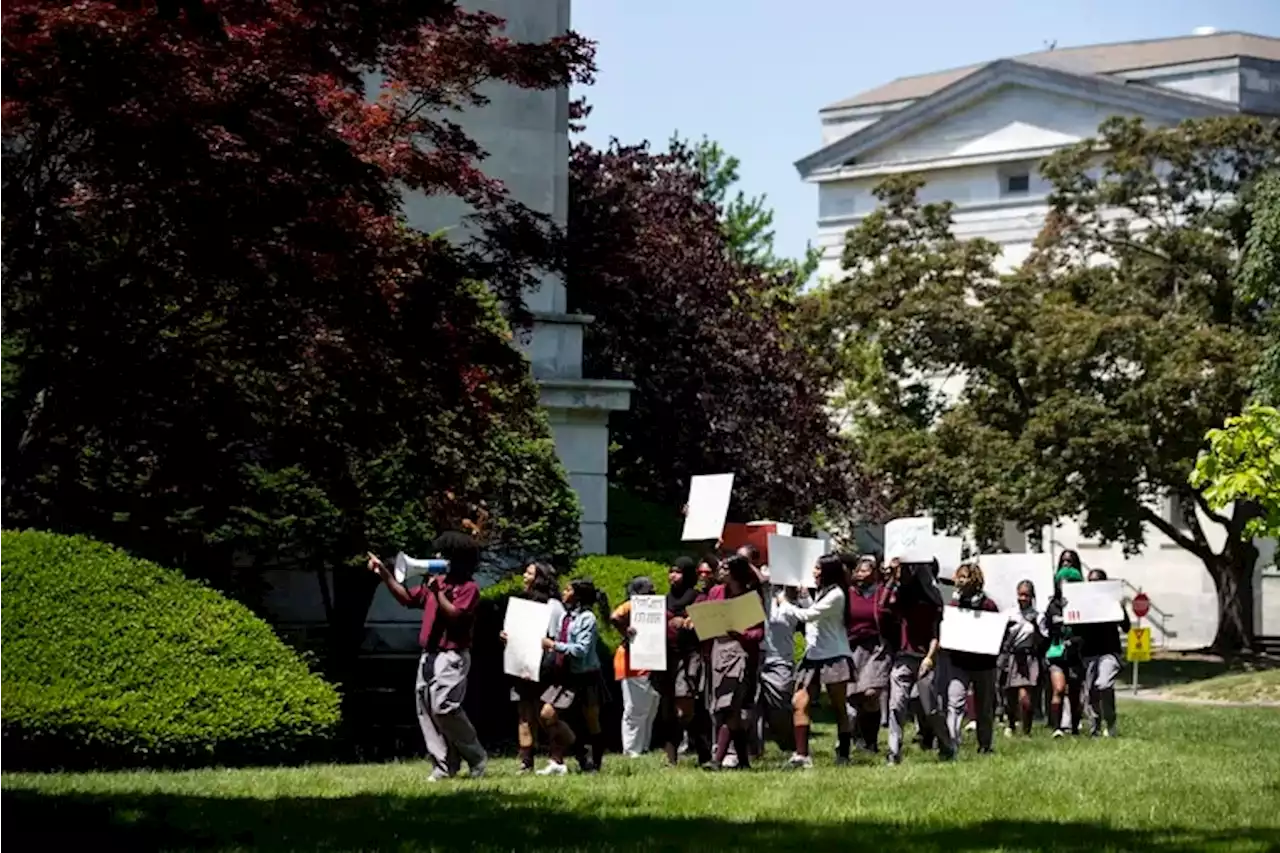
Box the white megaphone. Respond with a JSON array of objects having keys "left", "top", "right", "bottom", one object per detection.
[{"left": 394, "top": 552, "right": 451, "bottom": 584}]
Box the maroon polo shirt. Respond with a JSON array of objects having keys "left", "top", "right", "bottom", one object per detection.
[
  {"left": 847, "top": 583, "right": 890, "bottom": 644},
  {"left": 408, "top": 579, "right": 479, "bottom": 651},
  {"left": 890, "top": 595, "right": 942, "bottom": 656}
]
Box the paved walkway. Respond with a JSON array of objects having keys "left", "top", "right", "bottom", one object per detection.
[{"left": 1120, "top": 688, "right": 1280, "bottom": 708}]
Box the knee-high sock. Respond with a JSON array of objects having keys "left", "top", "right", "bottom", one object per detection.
[
  {"left": 794, "top": 723, "right": 811, "bottom": 757},
  {"left": 1049, "top": 699, "right": 1063, "bottom": 731},
  {"left": 1019, "top": 693, "right": 1033, "bottom": 734},
  {"left": 859, "top": 707, "right": 881, "bottom": 752},
  {"left": 713, "top": 724, "right": 732, "bottom": 763}
]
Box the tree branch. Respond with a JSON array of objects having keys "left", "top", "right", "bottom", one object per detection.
[
  {"left": 1192, "top": 489, "right": 1232, "bottom": 529},
  {"left": 1139, "top": 505, "right": 1214, "bottom": 562}
]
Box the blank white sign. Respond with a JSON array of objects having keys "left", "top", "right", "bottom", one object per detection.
[
  {"left": 939, "top": 606, "right": 1008, "bottom": 656},
  {"left": 767, "top": 534, "right": 827, "bottom": 588},
  {"left": 978, "top": 553, "right": 1054, "bottom": 614},
  {"left": 503, "top": 597, "right": 551, "bottom": 682},
  {"left": 681, "top": 473, "right": 735, "bottom": 541}
]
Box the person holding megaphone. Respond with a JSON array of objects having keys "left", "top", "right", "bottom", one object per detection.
[{"left": 368, "top": 531, "right": 487, "bottom": 782}]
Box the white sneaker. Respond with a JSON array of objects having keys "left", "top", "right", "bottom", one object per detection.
[
  {"left": 965, "top": 720, "right": 978, "bottom": 732},
  {"left": 468, "top": 757, "right": 487, "bottom": 778},
  {"left": 722, "top": 753, "right": 740, "bottom": 769},
  {"left": 536, "top": 761, "right": 568, "bottom": 776},
  {"left": 1052, "top": 729, "right": 1066, "bottom": 739},
  {"left": 1103, "top": 725, "right": 1116, "bottom": 738},
  {"left": 427, "top": 768, "right": 451, "bottom": 782},
  {"left": 788, "top": 753, "right": 814, "bottom": 769},
  {"left": 1003, "top": 727, "right": 1015, "bottom": 739},
  {"left": 624, "top": 751, "right": 644, "bottom": 759}
]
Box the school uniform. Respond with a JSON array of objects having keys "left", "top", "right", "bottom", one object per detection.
[
  {"left": 706, "top": 585, "right": 765, "bottom": 722},
  {"left": 886, "top": 592, "right": 955, "bottom": 762},
  {"left": 846, "top": 581, "right": 893, "bottom": 750},
  {"left": 612, "top": 600, "right": 661, "bottom": 757},
  {"left": 542, "top": 607, "right": 604, "bottom": 711},
  {"left": 1001, "top": 606, "right": 1044, "bottom": 690},
  {"left": 1076, "top": 609, "right": 1131, "bottom": 736},
  {"left": 758, "top": 586, "right": 806, "bottom": 749},
  {"left": 944, "top": 593, "right": 1000, "bottom": 752},
  {"left": 1042, "top": 597, "right": 1085, "bottom": 733},
  {"left": 781, "top": 585, "right": 854, "bottom": 691},
  {"left": 653, "top": 585, "right": 712, "bottom": 764},
  {"left": 509, "top": 596, "right": 565, "bottom": 769},
  {"left": 409, "top": 579, "right": 486, "bottom": 777}
]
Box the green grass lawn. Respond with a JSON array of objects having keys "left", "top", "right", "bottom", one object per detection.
[
  {"left": 1163, "top": 669, "right": 1280, "bottom": 703},
  {"left": 5, "top": 700, "right": 1280, "bottom": 852}
]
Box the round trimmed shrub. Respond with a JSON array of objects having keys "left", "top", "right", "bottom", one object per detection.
[{"left": 1, "top": 530, "right": 341, "bottom": 770}]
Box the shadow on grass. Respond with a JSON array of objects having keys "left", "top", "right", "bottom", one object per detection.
[{"left": 4, "top": 787, "right": 1278, "bottom": 853}]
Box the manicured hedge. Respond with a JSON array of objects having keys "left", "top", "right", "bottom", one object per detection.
[{"left": 1, "top": 530, "right": 341, "bottom": 770}]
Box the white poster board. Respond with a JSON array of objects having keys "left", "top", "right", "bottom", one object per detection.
[
  {"left": 978, "top": 553, "right": 1054, "bottom": 614},
  {"left": 1063, "top": 579, "right": 1125, "bottom": 625},
  {"left": 934, "top": 536, "right": 965, "bottom": 580},
  {"left": 681, "top": 474, "right": 735, "bottom": 541},
  {"left": 939, "top": 606, "right": 1008, "bottom": 655},
  {"left": 750, "top": 520, "right": 794, "bottom": 537},
  {"left": 687, "top": 593, "right": 766, "bottom": 641},
  {"left": 767, "top": 534, "right": 827, "bottom": 588},
  {"left": 628, "top": 595, "right": 668, "bottom": 671},
  {"left": 884, "top": 517, "right": 935, "bottom": 562},
  {"left": 503, "top": 597, "right": 551, "bottom": 681}
]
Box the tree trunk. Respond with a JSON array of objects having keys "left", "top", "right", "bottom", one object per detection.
[{"left": 1206, "top": 542, "right": 1257, "bottom": 654}]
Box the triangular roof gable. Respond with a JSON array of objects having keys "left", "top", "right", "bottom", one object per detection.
[{"left": 796, "top": 59, "right": 1236, "bottom": 179}]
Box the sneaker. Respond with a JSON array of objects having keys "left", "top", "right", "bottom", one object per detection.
[
  {"left": 678, "top": 735, "right": 690, "bottom": 755},
  {"left": 965, "top": 720, "right": 978, "bottom": 732},
  {"left": 1004, "top": 727, "right": 1015, "bottom": 739},
  {"left": 977, "top": 746, "right": 993, "bottom": 755},
  {"left": 517, "top": 764, "right": 534, "bottom": 775},
  {"left": 1103, "top": 725, "right": 1116, "bottom": 738},
  {"left": 938, "top": 746, "right": 957, "bottom": 762},
  {"left": 787, "top": 753, "right": 814, "bottom": 769},
  {"left": 700, "top": 760, "right": 722, "bottom": 772},
  {"left": 536, "top": 761, "right": 568, "bottom": 776},
  {"left": 468, "top": 758, "right": 487, "bottom": 779},
  {"left": 1052, "top": 729, "right": 1066, "bottom": 739},
  {"left": 885, "top": 752, "right": 902, "bottom": 766},
  {"left": 721, "top": 753, "right": 739, "bottom": 769},
  {"left": 427, "top": 768, "right": 451, "bottom": 782}
]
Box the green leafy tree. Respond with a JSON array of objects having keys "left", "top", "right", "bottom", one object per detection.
[
  {"left": 1239, "top": 170, "right": 1280, "bottom": 402},
  {"left": 816, "top": 116, "right": 1279, "bottom": 651},
  {"left": 1191, "top": 405, "right": 1280, "bottom": 541}
]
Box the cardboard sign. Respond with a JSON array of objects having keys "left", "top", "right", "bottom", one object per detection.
[
  {"left": 1063, "top": 579, "right": 1125, "bottom": 625},
  {"left": 884, "top": 517, "right": 934, "bottom": 562},
  {"left": 939, "top": 606, "right": 1008, "bottom": 656},
  {"left": 687, "top": 593, "right": 766, "bottom": 641},
  {"left": 721, "top": 523, "right": 775, "bottom": 564},
  {"left": 681, "top": 474, "right": 735, "bottom": 541},
  {"left": 766, "top": 534, "right": 827, "bottom": 588},
  {"left": 977, "top": 553, "right": 1054, "bottom": 614}
]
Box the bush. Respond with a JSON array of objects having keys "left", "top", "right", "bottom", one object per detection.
[{"left": 1, "top": 530, "right": 341, "bottom": 770}]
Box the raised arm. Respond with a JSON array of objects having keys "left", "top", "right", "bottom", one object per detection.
[
  {"left": 367, "top": 553, "right": 415, "bottom": 607},
  {"left": 779, "top": 588, "right": 841, "bottom": 624}
]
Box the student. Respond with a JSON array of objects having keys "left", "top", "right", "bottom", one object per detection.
[
  {"left": 501, "top": 561, "right": 564, "bottom": 772},
  {"left": 537, "top": 577, "right": 610, "bottom": 776},
  {"left": 776, "top": 553, "right": 855, "bottom": 768},
  {"left": 846, "top": 554, "right": 893, "bottom": 753},
  {"left": 703, "top": 555, "right": 765, "bottom": 770},
  {"left": 1077, "top": 569, "right": 1131, "bottom": 737},
  {"left": 885, "top": 558, "right": 954, "bottom": 764},
  {"left": 656, "top": 557, "right": 712, "bottom": 766},
  {"left": 944, "top": 563, "right": 1000, "bottom": 754},
  {"left": 756, "top": 583, "right": 806, "bottom": 754},
  {"left": 611, "top": 576, "right": 662, "bottom": 757},
  {"left": 1001, "top": 580, "right": 1045, "bottom": 737},
  {"left": 1044, "top": 551, "right": 1086, "bottom": 737},
  {"left": 367, "top": 532, "right": 487, "bottom": 781}
]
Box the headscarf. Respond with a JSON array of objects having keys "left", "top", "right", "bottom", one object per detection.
[
  {"left": 1055, "top": 566, "right": 1084, "bottom": 584},
  {"left": 666, "top": 556, "right": 699, "bottom": 614}
]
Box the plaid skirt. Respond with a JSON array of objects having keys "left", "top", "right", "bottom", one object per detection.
[
  {"left": 1002, "top": 650, "right": 1041, "bottom": 689},
  {"left": 795, "top": 655, "right": 854, "bottom": 693},
  {"left": 850, "top": 637, "right": 892, "bottom": 694},
  {"left": 708, "top": 639, "right": 758, "bottom": 718},
  {"left": 541, "top": 669, "right": 607, "bottom": 711}
]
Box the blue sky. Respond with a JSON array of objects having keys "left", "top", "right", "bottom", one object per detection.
[{"left": 572, "top": 1, "right": 1279, "bottom": 264}]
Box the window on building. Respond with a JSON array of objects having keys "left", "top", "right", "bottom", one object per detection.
[{"left": 1004, "top": 172, "right": 1031, "bottom": 195}]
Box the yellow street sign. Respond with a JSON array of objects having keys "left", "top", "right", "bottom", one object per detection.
[{"left": 1126, "top": 626, "right": 1152, "bottom": 662}]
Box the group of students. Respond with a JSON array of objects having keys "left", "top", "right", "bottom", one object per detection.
[{"left": 368, "top": 532, "right": 1133, "bottom": 780}]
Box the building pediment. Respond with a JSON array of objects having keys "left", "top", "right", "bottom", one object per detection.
[{"left": 796, "top": 59, "right": 1236, "bottom": 180}]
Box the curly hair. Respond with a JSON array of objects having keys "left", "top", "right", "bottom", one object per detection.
[{"left": 953, "top": 562, "right": 985, "bottom": 593}]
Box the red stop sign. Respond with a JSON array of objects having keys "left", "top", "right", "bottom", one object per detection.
[{"left": 1132, "top": 593, "right": 1151, "bottom": 619}]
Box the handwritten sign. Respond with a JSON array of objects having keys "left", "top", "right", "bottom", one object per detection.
[
  {"left": 503, "top": 597, "right": 551, "bottom": 681},
  {"left": 884, "top": 517, "right": 935, "bottom": 562},
  {"left": 1063, "top": 580, "right": 1125, "bottom": 625},
  {"left": 628, "top": 595, "right": 668, "bottom": 671},
  {"left": 939, "top": 606, "right": 1008, "bottom": 656},
  {"left": 682, "top": 474, "right": 735, "bottom": 541},
  {"left": 687, "top": 593, "right": 766, "bottom": 641}
]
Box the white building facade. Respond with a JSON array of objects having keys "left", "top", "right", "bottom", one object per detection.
[{"left": 797, "top": 31, "right": 1280, "bottom": 648}]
